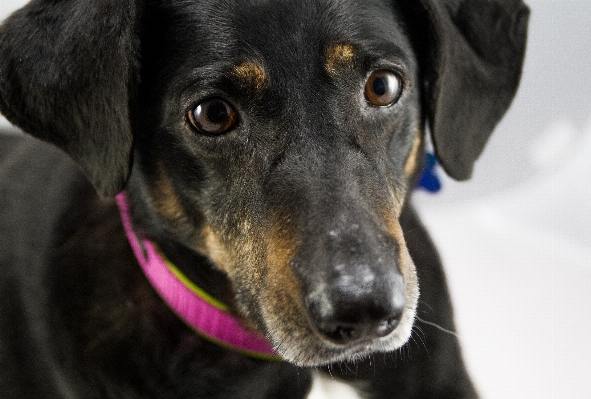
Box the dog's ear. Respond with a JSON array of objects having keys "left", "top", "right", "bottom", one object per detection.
[
  {"left": 0, "top": 0, "right": 141, "bottom": 197},
  {"left": 403, "top": 0, "right": 529, "bottom": 180}
]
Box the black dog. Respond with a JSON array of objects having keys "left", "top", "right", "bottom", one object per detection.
[{"left": 0, "top": 0, "right": 528, "bottom": 397}]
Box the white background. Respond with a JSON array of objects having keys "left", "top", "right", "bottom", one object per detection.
[{"left": 2, "top": 1, "right": 590, "bottom": 398}]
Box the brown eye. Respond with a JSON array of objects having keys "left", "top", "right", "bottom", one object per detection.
[
  {"left": 364, "top": 70, "right": 402, "bottom": 107},
  {"left": 188, "top": 98, "right": 238, "bottom": 135}
]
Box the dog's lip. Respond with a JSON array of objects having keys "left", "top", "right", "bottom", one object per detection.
[
  {"left": 315, "top": 341, "right": 388, "bottom": 365},
  {"left": 309, "top": 322, "right": 397, "bottom": 349},
  {"left": 279, "top": 337, "right": 387, "bottom": 367},
  {"left": 267, "top": 309, "right": 414, "bottom": 366}
]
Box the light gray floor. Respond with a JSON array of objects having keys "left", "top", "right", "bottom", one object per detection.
[{"left": 2, "top": 1, "right": 590, "bottom": 398}]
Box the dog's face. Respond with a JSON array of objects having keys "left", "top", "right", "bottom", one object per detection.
[
  {"left": 132, "top": 0, "right": 421, "bottom": 365},
  {"left": 0, "top": 0, "right": 528, "bottom": 367}
]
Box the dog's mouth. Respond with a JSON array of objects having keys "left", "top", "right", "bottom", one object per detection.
[
  {"left": 269, "top": 300, "right": 418, "bottom": 367},
  {"left": 257, "top": 254, "right": 419, "bottom": 366}
]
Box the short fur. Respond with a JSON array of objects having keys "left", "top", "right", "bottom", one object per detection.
[{"left": 0, "top": 0, "right": 528, "bottom": 398}]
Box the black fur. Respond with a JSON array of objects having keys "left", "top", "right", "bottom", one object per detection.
[{"left": 0, "top": 0, "right": 528, "bottom": 398}]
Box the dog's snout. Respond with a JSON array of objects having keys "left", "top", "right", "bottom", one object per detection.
[
  {"left": 307, "top": 270, "right": 406, "bottom": 345},
  {"left": 302, "top": 225, "right": 406, "bottom": 345}
]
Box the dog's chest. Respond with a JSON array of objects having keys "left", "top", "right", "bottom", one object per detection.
[{"left": 306, "top": 371, "right": 362, "bottom": 399}]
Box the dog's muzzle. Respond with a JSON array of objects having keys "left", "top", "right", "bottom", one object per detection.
[{"left": 296, "top": 215, "right": 406, "bottom": 346}]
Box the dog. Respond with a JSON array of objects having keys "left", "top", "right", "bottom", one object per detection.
[{"left": 0, "top": 0, "right": 529, "bottom": 397}]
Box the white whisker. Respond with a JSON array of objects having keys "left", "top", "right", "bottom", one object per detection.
[{"left": 415, "top": 316, "right": 460, "bottom": 338}]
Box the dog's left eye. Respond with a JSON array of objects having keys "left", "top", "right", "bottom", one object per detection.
[
  {"left": 188, "top": 98, "right": 238, "bottom": 135},
  {"left": 365, "top": 70, "right": 402, "bottom": 107}
]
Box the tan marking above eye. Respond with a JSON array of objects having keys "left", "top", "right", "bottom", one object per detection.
[
  {"left": 231, "top": 61, "right": 268, "bottom": 92},
  {"left": 325, "top": 43, "right": 356, "bottom": 75}
]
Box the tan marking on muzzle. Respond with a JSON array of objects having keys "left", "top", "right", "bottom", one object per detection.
[
  {"left": 265, "top": 220, "right": 301, "bottom": 297},
  {"left": 387, "top": 185, "right": 406, "bottom": 216},
  {"left": 325, "top": 43, "right": 356, "bottom": 75},
  {"left": 231, "top": 61, "right": 268, "bottom": 92},
  {"left": 200, "top": 217, "right": 305, "bottom": 342},
  {"left": 382, "top": 207, "right": 417, "bottom": 297},
  {"left": 259, "top": 218, "right": 307, "bottom": 336},
  {"left": 201, "top": 224, "right": 236, "bottom": 274},
  {"left": 381, "top": 206, "right": 419, "bottom": 338},
  {"left": 200, "top": 220, "right": 267, "bottom": 286}
]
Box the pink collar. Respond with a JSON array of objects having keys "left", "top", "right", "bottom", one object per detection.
[{"left": 115, "top": 192, "right": 280, "bottom": 360}]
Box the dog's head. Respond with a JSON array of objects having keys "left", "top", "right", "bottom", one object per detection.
[{"left": 0, "top": 0, "right": 528, "bottom": 365}]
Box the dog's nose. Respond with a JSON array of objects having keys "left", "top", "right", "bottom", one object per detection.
[
  {"left": 306, "top": 269, "right": 406, "bottom": 345},
  {"left": 294, "top": 211, "right": 407, "bottom": 345}
]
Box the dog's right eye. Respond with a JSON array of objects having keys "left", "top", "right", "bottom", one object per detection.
[{"left": 187, "top": 98, "right": 238, "bottom": 135}]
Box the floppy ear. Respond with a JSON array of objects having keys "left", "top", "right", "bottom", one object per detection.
[
  {"left": 404, "top": 0, "right": 529, "bottom": 180},
  {"left": 0, "top": 0, "right": 141, "bottom": 197}
]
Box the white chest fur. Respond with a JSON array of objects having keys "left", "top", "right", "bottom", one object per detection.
[{"left": 306, "top": 371, "right": 362, "bottom": 399}]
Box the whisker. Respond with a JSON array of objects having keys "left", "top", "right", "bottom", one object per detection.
[
  {"left": 415, "top": 316, "right": 460, "bottom": 338},
  {"left": 327, "top": 364, "right": 335, "bottom": 380},
  {"left": 411, "top": 326, "right": 430, "bottom": 360}
]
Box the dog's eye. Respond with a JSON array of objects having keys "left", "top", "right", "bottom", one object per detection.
[
  {"left": 188, "top": 98, "right": 238, "bottom": 135},
  {"left": 364, "top": 70, "right": 402, "bottom": 107}
]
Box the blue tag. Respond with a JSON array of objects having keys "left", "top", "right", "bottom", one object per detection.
[{"left": 417, "top": 152, "right": 442, "bottom": 193}]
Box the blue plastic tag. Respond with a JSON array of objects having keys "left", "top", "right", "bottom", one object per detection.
[{"left": 417, "top": 152, "right": 442, "bottom": 193}]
